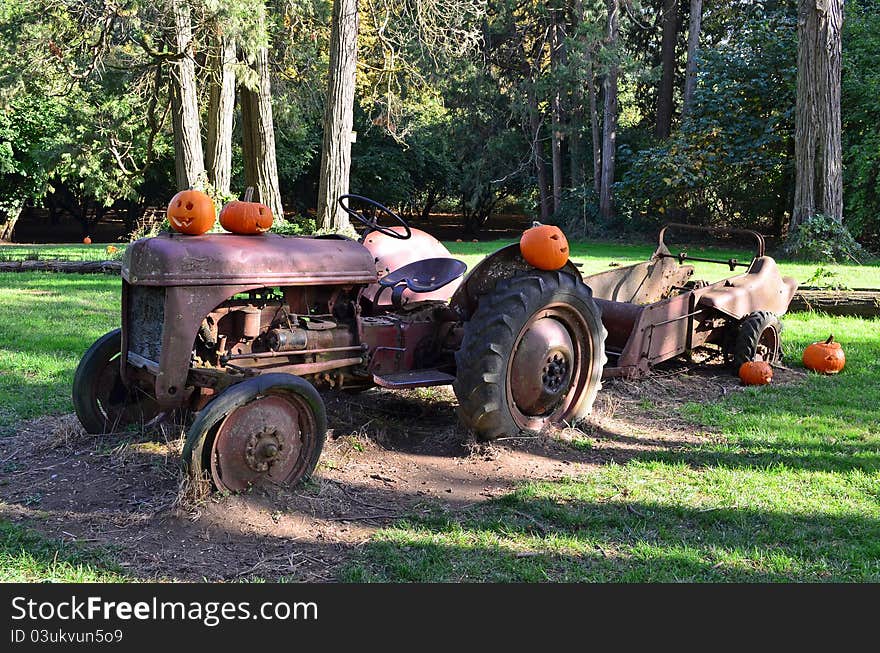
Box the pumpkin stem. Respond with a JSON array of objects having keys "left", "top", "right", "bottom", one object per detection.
[
  {"left": 825, "top": 334, "right": 834, "bottom": 344},
  {"left": 243, "top": 186, "right": 254, "bottom": 202}
]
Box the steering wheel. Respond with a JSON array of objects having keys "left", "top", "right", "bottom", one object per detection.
[{"left": 337, "top": 194, "right": 412, "bottom": 240}]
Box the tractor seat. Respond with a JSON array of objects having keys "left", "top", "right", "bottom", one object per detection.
[{"left": 378, "top": 257, "right": 467, "bottom": 308}]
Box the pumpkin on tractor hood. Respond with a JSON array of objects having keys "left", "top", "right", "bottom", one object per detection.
[
  {"left": 167, "top": 189, "right": 216, "bottom": 235},
  {"left": 220, "top": 187, "right": 274, "bottom": 235},
  {"left": 520, "top": 222, "right": 570, "bottom": 270}
]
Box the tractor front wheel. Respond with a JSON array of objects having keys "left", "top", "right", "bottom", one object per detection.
[
  {"left": 453, "top": 271, "right": 607, "bottom": 440},
  {"left": 183, "top": 373, "right": 326, "bottom": 493},
  {"left": 72, "top": 329, "right": 159, "bottom": 434}
]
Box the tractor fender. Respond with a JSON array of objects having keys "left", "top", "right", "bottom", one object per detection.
[{"left": 449, "top": 243, "right": 584, "bottom": 320}]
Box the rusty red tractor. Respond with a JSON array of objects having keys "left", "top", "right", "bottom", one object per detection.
[{"left": 73, "top": 196, "right": 796, "bottom": 492}]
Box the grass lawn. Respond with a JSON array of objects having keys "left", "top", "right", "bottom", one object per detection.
[{"left": 0, "top": 240, "right": 878, "bottom": 582}]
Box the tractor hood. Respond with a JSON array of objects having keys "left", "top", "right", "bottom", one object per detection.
[{"left": 122, "top": 232, "right": 378, "bottom": 287}]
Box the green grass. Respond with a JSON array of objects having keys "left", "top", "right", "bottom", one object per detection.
[
  {"left": 0, "top": 243, "right": 124, "bottom": 262},
  {"left": 342, "top": 313, "right": 880, "bottom": 582},
  {"left": 0, "top": 242, "right": 878, "bottom": 582},
  {"left": 0, "top": 272, "right": 119, "bottom": 434},
  {"left": 0, "top": 519, "right": 129, "bottom": 582},
  {"left": 445, "top": 239, "right": 880, "bottom": 288}
]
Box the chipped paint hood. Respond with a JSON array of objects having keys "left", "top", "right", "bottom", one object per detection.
[{"left": 122, "top": 232, "right": 378, "bottom": 287}]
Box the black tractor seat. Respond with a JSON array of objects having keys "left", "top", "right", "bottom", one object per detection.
[{"left": 377, "top": 257, "right": 467, "bottom": 308}]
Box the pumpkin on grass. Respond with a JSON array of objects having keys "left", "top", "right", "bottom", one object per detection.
[
  {"left": 739, "top": 360, "right": 773, "bottom": 385},
  {"left": 803, "top": 335, "right": 845, "bottom": 374},
  {"left": 220, "top": 187, "right": 273, "bottom": 235},
  {"left": 167, "top": 189, "right": 215, "bottom": 235},
  {"left": 520, "top": 222, "right": 570, "bottom": 270}
]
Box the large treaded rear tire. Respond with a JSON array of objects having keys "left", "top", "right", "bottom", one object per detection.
[{"left": 453, "top": 271, "right": 607, "bottom": 440}]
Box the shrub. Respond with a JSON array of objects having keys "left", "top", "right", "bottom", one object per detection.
[{"left": 781, "top": 214, "right": 865, "bottom": 263}]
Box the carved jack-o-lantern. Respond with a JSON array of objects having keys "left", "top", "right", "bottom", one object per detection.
[
  {"left": 219, "top": 187, "right": 274, "bottom": 235},
  {"left": 167, "top": 189, "right": 216, "bottom": 236},
  {"left": 739, "top": 360, "right": 773, "bottom": 385},
  {"left": 803, "top": 335, "right": 846, "bottom": 374},
  {"left": 519, "top": 222, "right": 570, "bottom": 270}
]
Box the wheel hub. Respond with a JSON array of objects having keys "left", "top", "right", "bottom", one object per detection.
[
  {"left": 212, "top": 395, "right": 305, "bottom": 492},
  {"left": 510, "top": 317, "right": 574, "bottom": 416}
]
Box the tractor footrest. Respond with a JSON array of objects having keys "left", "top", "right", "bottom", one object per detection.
[{"left": 373, "top": 369, "right": 455, "bottom": 389}]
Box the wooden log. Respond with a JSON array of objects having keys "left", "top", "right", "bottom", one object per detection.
[
  {"left": 789, "top": 287, "right": 880, "bottom": 317},
  {"left": 0, "top": 260, "right": 121, "bottom": 274}
]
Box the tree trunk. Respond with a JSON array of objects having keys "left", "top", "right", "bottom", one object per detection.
[
  {"left": 528, "top": 87, "right": 552, "bottom": 223},
  {"left": 588, "top": 56, "right": 602, "bottom": 197},
  {"left": 206, "top": 34, "right": 236, "bottom": 195},
  {"left": 240, "top": 6, "right": 283, "bottom": 220},
  {"left": 599, "top": 0, "right": 619, "bottom": 221},
  {"left": 316, "top": 0, "right": 359, "bottom": 232},
  {"left": 789, "top": 288, "right": 880, "bottom": 317},
  {"left": 568, "top": 0, "right": 586, "bottom": 189},
  {"left": 792, "top": 0, "right": 844, "bottom": 229},
  {"left": 550, "top": 10, "right": 566, "bottom": 214},
  {"left": 682, "top": 0, "right": 703, "bottom": 119},
  {"left": 655, "top": 0, "right": 678, "bottom": 139},
  {"left": 0, "top": 199, "right": 23, "bottom": 241},
  {"left": 169, "top": 0, "right": 205, "bottom": 190}
]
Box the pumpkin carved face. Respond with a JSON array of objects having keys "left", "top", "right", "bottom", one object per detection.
[
  {"left": 520, "top": 223, "right": 570, "bottom": 270},
  {"left": 739, "top": 360, "right": 773, "bottom": 385},
  {"left": 803, "top": 335, "right": 845, "bottom": 374},
  {"left": 167, "top": 190, "right": 215, "bottom": 235},
  {"left": 219, "top": 200, "right": 273, "bottom": 235}
]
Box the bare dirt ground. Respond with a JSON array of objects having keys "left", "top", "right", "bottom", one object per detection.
[{"left": 0, "top": 361, "right": 805, "bottom": 582}]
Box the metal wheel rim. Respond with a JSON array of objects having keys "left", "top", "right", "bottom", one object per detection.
[
  {"left": 209, "top": 391, "right": 318, "bottom": 492},
  {"left": 755, "top": 325, "right": 781, "bottom": 363},
  {"left": 505, "top": 304, "right": 593, "bottom": 431},
  {"left": 92, "top": 353, "right": 157, "bottom": 431}
]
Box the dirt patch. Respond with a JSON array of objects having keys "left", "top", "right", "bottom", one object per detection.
[{"left": 0, "top": 360, "right": 804, "bottom": 581}]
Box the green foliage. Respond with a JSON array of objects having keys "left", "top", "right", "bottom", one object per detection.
[
  {"left": 781, "top": 214, "right": 865, "bottom": 264},
  {"left": 617, "top": 7, "right": 797, "bottom": 233},
  {"left": 842, "top": 0, "right": 880, "bottom": 246},
  {"left": 271, "top": 215, "right": 317, "bottom": 236}
]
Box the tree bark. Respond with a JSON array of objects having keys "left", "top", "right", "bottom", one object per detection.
[
  {"left": 655, "top": 0, "right": 679, "bottom": 138},
  {"left": 528, "top": 87, "right": 552, "bottom": 223},
  {"left": 206, "top": 34, "right": 236, "bottom": 195},
  {"left": 789, "top": 288, "right": 880, "bottom": 317},
  {"left": 568, "top": 0, "right": 586, "bottom": 189},
  {"left": 588, "top": 56, "right": 601, "bottom": 197},
  {"left": 240, "top": 5, "right": 283, "bottom": 220},
  {"left": 0, "top": 199, "right": 23, "bottom": 241},
  {"left": 169, "top": 0, "right": 205, "bottom": 190},
  {"left": 599, "top": 0, "right": 619, "bottom": 221},
  {"left": 316, "top": 0, "right": 359, "bottom": 232},
  {"left": 682, "top": 0, "right": 703, "bottom": 119},
  {"left": 792, "top": 0, "right": 844, "bottom": 228},
  {"left": 550, "top": 10, "right": 566, "bottom": 214}
]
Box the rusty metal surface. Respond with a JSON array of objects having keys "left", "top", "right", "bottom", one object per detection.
[
  {"left": 509, "top": 316, "right": 574, "bottom": 416},
  {"left": 210, "top": 394, "right": 312, "bottom": 492},
  {"left": 123, "top": 232, "right": 377, "bottom": 287},
  {"left": 585, "top": 257, "right": 694, "bottom": 304},
  {"left": 449, "top": 244, "right": 583, "bottom": 318},
  {"left": 361, "top": 227, "right": 463, "bottom": 307},
  {"left": 697, "top": 256, "right": 798, "bottom": 320}
]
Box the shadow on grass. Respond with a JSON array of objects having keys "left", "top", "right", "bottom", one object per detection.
[{"left": 341, "top": 494, "right": 880, "bottom": 582}]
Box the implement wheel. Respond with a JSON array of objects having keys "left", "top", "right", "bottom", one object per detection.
[
  {"left": 453, "top": 271, "right": 607, "bottom": 440},
  {"left": 183, "top": 374, "right": 326, "bottom": 493},
  {"left": 72, "top": 329, "right": 159, "bottom": 434},
  {"left": 731, "top": 311, "right": 782, "bottom": 369}
]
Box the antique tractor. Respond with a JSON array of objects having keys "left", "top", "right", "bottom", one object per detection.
[
  {"left": 72, "top": 197, "right": 796, "bottom": 493},
  {"left": 73, "top": 196, "right": 607, "bottom": 492}
]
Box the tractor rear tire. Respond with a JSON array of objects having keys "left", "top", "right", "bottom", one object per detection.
[
  {"left": 453, "top": 271, "right": 607, "bottom": 440},
  {"left": 732, "top": 311, "right": 783, "bottom": 369}
]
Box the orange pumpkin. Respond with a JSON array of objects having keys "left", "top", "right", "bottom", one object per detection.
[
  {"left": 82, "top": 236, "right": 92, "bottom": 245},
  {"left": 739, "top": 360, "right": 773, "bottom": 385},
  {"left": 219, "top": 188, "right": 273, "bottom": 235},
  {"left": 167, "top": 189, "right": 215, "bottom": 235},
  {"left": 520, "top": 223, "right": 570, "bottom": 270},
  {"left": 802, "top": 335, "right": 845, "bottom": 374}
]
